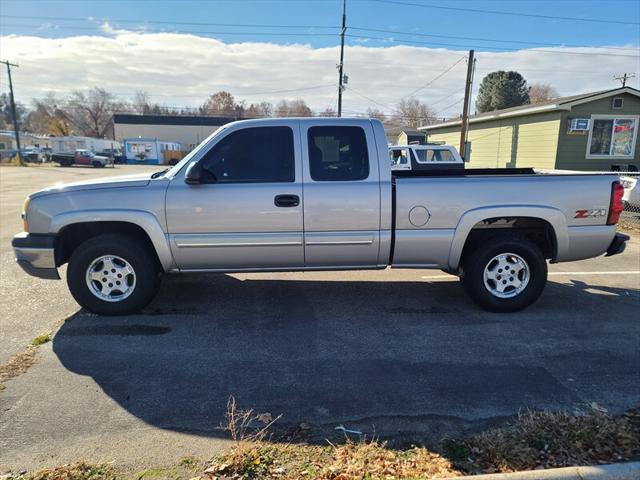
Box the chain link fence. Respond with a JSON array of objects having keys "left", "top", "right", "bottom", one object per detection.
[{"left": 617, "top": 172, "right": 640, "bottom": 227}]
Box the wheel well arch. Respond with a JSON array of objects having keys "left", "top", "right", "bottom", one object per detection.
[
  {"left": 460, "top": 216, "right": 557, "bottom": 266},
  {"left": 55, "top": 221, "right": 162, "bottom": 268}
]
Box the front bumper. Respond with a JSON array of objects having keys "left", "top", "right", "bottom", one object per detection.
[
  {"left": 605, "top": 232, "right": 630, "bottom": 257},
  {"left": 12, "top": 232, "right": 60, "bottom": 279}
]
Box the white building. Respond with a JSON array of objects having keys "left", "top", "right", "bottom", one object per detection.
[
  {"left": 48, "top": 136, "right": 120, "bottom": 154},
  {"left": 114, "top": 114, "right": 232, "bottom": 150}
]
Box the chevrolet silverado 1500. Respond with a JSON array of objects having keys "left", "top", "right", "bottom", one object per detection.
[{"left": 12, "top": 118, "right": 628, "bottom": 315}]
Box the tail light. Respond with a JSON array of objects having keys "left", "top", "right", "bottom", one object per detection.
[{"left": 607, "top": 181, "right": 624, "bottom": 225}]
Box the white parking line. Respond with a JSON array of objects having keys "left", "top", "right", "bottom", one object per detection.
[
  {"left": 547, "top": 271, "right": 640, "bottom": 276},
  {"left": 421, "top": 271, "right": 640, "bottom": 280}
]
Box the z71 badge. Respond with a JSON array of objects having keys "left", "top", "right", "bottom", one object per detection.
[{"left": 574, "top": 209, "right": 607, "bottom": 218}]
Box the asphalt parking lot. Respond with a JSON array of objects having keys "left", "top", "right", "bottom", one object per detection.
[{"left": 1, "top": 165, "right": 639, "bottom": 472}]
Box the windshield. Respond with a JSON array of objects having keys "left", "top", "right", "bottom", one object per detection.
[{"left": 164, "top": 126, "right": 227, "bottom": 178}]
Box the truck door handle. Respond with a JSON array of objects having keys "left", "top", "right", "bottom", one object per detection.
[{"left": 274, "top": 194, "right": 300, "bottom": 207}]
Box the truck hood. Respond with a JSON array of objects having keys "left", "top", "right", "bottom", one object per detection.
[{"left": 29, "top": 172, "right": 153, "bottom": 199}]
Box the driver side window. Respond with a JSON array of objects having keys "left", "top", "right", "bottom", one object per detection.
[{"left": 199, "top": 126, "right": 295, "bottom": 183}]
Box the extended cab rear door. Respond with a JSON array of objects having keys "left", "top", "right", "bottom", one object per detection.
[{"left": 300, "top": 120, "right": 381, "bottom": 267}]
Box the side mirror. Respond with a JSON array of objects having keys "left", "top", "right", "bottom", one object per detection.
[{"left": 184, "top": 161, "right": 203, "bottom": 185}]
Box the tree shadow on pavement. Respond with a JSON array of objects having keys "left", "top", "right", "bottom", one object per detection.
[{"left": 52, "top": 274, "right": 640, "bottom": 444}]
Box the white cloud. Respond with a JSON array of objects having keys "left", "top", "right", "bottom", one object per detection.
[{"left": 0, "top": 31, "right": 637, "bottom": 117}]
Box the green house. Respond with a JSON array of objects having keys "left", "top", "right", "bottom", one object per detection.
[{"left": 419, "top": 87, "right": 640, "bottom": 171}]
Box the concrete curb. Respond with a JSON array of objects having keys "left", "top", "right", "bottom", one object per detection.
[{"left": 438, "top": 461, "right": 640, "bottom": 480}]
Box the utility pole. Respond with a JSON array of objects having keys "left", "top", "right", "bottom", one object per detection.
[
  {"left": 459, "top": 50, "right": 475, "bottom": 161},
  {"left": 614, "top": 73, "right": 635, "bottom": 87},
  {"left": 337, "top": 0, "right": 346, "bottom": 117},
  {"left": 1, "top": 60, "right": 24, "bottom": 166}
]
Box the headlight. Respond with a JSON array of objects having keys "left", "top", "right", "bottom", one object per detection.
[{"left": 22, "top": 196, "right": 31, "bottom": 232}]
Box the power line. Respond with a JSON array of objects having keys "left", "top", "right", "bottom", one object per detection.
[
  {"left": 428, "top": 88, "right": 466, "bottom": 107},
  {"left": 398, "top": 55, "right": 466, "bottom": 100},
  {"left": 345, "top": 34, "right": 640, "bottom": 58},
  {"left": 0, "top": 23, "right": 339, "bottom": 38},
  {"left": 5, "top": 14, "right": 638, "bottom": 51},
  {"left": 614, "top": 73, "right": 636, "bottom": 87},
  {"left": 3, "top": 22, "right": 637, "bottom": 58},
  {"left": 1, "top": 14, "right": 337, "bottom": 30},
  {"left": 349, "top": 26, "right": 640, "bottom": 52},
  {"left": 347, "top": 86, "right": 396, "bottom": 111},
  {"left": 433, "top": 97, "right": 465, "bottom": 116},
  {"left": 368, "top": 0, "right": 640, "bottom": 26}
]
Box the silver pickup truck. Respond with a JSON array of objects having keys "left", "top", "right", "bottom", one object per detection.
[{"left": 12, "top": 118, "right": 628, "bottom": 315}]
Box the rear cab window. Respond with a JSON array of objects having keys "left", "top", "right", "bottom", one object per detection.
[{"left": 308, "top": 126, "right": 369, "bottom": 181}]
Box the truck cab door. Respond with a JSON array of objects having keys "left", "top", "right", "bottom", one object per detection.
[
  {"left": 301, "top": 121, "right": 381, "bottom": 267},
  {"left": 165, "top": 123, "right": 304, "bottom": 270}
]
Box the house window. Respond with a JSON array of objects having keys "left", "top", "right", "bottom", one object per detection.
[
  {"left": 586, "top": 115, "right": 638, "bottom": 159},
  {"left": 612, "top": 97, "right": 623, "bottom": 109}
]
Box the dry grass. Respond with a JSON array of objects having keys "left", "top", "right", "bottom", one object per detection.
[
  {"left": 19, "top": 462, "right": 116, "bottom": 480},
  {"left": 618, "top": 220, "right": 640, "bottom": 234},
  {"left": 203, "top": 440, "right": 459, "bottom": 480},
  {"left": 200, "top": 400, "right": 640, "bottom": 479},
  {"left": 6, "top": 403, "right": 639, "bottom": 479},
  {"left": 0, "top": 345, "right": 38, "bottom": 389},
  {"left": 445, "top": 406, "right": 640, "bottom": 474},
  {"left": 201, "top": 396, "right": 458, "bottom": 480}
]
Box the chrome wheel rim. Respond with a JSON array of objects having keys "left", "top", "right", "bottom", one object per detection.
[
  {"left": 85, "top": 255, "right": 136, "bottom": 302},
  {"left": 483, "top": 253, "right": 530, "bottom": 299}
]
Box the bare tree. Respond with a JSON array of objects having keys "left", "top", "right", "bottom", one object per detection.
[
  {"left": 366, "top": 107, "right": 387, "bottom": 122},
  {"left": 245, "top": 101, "right": 274, "bottom": 118},
  {"left": 67, "top": 88, "right": 122, "bottom": 138},
  {"left": 318, "top": 107, "right": 337, "bottom": 117},
  {"left": 25, "top": 93, "right": 73, "bottom": 136},
  {"left": 275, "top": 99, "right": 313, "bottom": 117},
  {"left": 0, "top": 93, "right": 27, "bottom": 131},
  {"left": 133, "top": 90, "right": 153, "bottom": 114},
  {"left": 200, "top": 91, "right": 240, "bottom": 117},
  {"left": 394, "top": 97, "right": 434, "bottom": 128},
  {"left": 528, "top": 83, "right": 559, "bottom": 104}
]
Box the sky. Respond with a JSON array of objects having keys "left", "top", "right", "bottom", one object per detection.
[{"left": 1, "top": 0, "right": 639, "bottom": 118}]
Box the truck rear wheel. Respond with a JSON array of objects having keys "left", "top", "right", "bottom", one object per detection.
[
  {"left": 461, "top": 234, "right": 547, "bottom": 312},
  {"left": 67, "top": 234, "right": 161, "bottom": 315}
]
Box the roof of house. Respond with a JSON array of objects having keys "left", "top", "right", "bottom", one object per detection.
[
  {"left": 399, "top": 129, "right": 425, "bottom": 135},
  {"left": 419, "top": 87, "right": 640, "bottom": 131}
]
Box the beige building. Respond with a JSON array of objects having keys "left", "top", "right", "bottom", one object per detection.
[
  {"left": 113, "top": 114, "right": 232, "bottom": 150},
  {"left": 419, "top": 87, "right": 640, "bottom": 171}
]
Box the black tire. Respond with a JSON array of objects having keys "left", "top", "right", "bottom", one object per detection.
[
  {"left": 461, "top": 234, "right": 547, "bottom": 312},
  {"left": 67, "top": 234, "right": 161, "bottom": 315},
  {"left": 92, "top": 161, "right": 102, "bottom": 168}
]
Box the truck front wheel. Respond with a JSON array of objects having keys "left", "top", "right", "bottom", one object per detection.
[
  {"left": 67, "top": 234, "right": 161, "bottom": 315},
  {"left": 461, "top": 235, "right": 547, "bottom": 312}
]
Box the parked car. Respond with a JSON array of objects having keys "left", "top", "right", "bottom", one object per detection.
[
  {"left": 390, "top": 144, "right": 463, "bottom": 171},
  {"left": 98, "top": 149, "right": 126, "bottom": 164},
  {"left": 620, "top": 175, "right": 640, "bottom": 209},
  {"left": 52, "top": 149, "right": 110, "bottom": 168},
  {"left": 13, "top": 118, "right": 628, "bottom": 315},
  {"left": 21, "top": 148, "right": 43, "bottom": 163}
]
